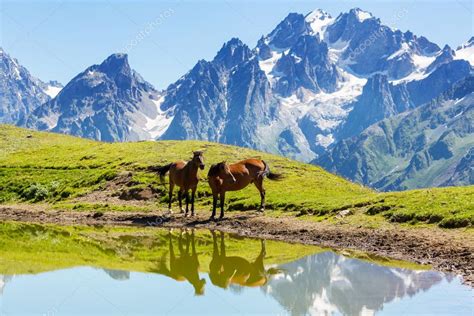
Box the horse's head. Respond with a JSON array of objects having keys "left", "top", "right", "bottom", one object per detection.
[
  {"left": 192, "top": 151, "right": 205, "bottom": 170},
  {"left": 194, "top": 278, "right": 206, "bottom": 296},
  {"left": 208, "top": 161, "right": 236, "bottom": 183}
]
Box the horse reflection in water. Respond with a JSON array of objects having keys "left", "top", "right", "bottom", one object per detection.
[
  {"left": 209, "top": 230, "right": 271, "bottom": 289},
  {"left": 155, "top": 229, "right": 206, "bottom": 295}
]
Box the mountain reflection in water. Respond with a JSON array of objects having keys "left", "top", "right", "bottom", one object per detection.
[
  {"left": 0, "top": 227, "right": 470, "bottom": 315},
  {"left": 262, "top": 252, "right": 449, "bottom": 315}
]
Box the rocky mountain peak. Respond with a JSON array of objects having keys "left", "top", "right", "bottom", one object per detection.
[
  {"left": 97, "top": 53, "right": 131, "bottom": 78},
  {"left": 457, "top": 36, "right": 474, "bottom": 50},
  {"left": 348, "top": 8, "right": 374, "bottom": 22},
  {"left": 267, "top": 12, "right": 310, "bottom": 49},
  {"left": 305, "top": 9, "right": 332, "bottom": 21},
  {"left": 213, "top": 37, "right": 252, "bottom": 69},
  {"left": 0, "top": 47, "right": 50, "bottom": 125}
]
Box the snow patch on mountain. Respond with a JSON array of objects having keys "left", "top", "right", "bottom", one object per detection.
[
  {"left": 143, "top": 96, "right": 175, "bottom": 139},
  {"left": 253, "top": 69, "right": 366, "bottom": 161},
  {"left": 391, "top": 53, "right": 438, "bottom": 84},
  {"left": 305, "top": 9, "right": 334, "bottom": 39},
  {"left": 455, "top": 38, "right": 474, "bottom": 65},
  {"left": 44, "top": 85, "right": 62, "bottom": 98},
  {"left": 258, "top": 51, "right": 282, "bottom": 84},
  {"left": 353, "top": 8, "right": 373, "bottom": 22}
]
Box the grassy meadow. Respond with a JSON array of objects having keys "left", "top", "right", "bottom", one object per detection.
[{"left": 0, "top": 125, "right": 473, "bottom": 228}]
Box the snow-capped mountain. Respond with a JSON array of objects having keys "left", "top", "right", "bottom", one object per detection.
[
  {"left": 154, "top": 8, "right": 472, "bottom": 162},
  {"left": 0, "top": 48, "right": 52, "bottom": 125},
  {"left": 26, "top": 53, "right": 172, "bottom": 142},
  {"left": 455, "top": 36, "right": 474, "bottom": 66},
  {"left": 317, "top": 76, "right": 474, "bottom": 190},
  {"left": 263, "top": 251, "right": 445, "bottom": 315},
  {"left": 6, "top": 8, "right": 473, "bottom": 190}
]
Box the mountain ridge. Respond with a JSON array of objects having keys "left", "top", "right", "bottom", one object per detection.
[{"left": 1, "top": 7, "right": 472, "bottom": 191}]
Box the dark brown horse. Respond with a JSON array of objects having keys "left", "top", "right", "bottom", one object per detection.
[
  {"left": 207, "top": 158, "right": 282, "bottom": 219},
  {"left": 157, "top": 151, "right": 205, "bottom": 216}
]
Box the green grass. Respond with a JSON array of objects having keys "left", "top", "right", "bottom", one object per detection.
[
  {"left": 0, "top": 221, "right": 427, "bottom": 276},
  {"left": 0, "top": 125, "right": 473, "bottom": 228},
  {"left": 0, "top": 221, "right": 319, "bottom": 275}
]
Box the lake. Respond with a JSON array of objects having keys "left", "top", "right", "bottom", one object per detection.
[{"left": 0, "top": 222, "right": 471, "bottom": 315}]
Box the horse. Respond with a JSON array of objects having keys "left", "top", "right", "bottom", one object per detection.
[
  {"left": 156, "top": 151, "right": 205, "bottom": 216},
  {"left": 207, "top": 158, "right": 282, "bottom": 219},
  {"left": 209, "top": 230, "right": 268, "bottom": 289},
  {"left": 154, "top": 230, "right": 206, "bottom": 295}
]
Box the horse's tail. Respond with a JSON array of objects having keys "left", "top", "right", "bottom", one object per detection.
[
  {"left": 261, "top": 160, "right": 283, "bottom": 181},
  {"left": 154, "top": 163, "right": 173, "bottom": 182}
]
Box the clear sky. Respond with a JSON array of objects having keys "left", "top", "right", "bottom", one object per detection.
[{"left": 1, "top": 0, "right": 473, "bottom": 89}]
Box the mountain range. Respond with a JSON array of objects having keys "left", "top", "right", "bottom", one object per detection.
[{"left": 1, "top": 8, "right": 472, "bottom": 191}]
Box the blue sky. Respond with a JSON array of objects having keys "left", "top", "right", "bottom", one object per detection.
[{"left": 1, "top": 0, "right": 473, "bottom": 89}]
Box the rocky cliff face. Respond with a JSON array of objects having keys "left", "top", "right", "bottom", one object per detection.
[
  {"left": 157, "top": 8, "right": 471, "bottom": 163},
  {"left": 27, "top": 54, "right": 168, "bottom": 142},
  {"left": 0, "top": 48, "right": 51, "bottom": 125},
  {"left": 317, "top": 76, "right": 474, "bottom": 190}
]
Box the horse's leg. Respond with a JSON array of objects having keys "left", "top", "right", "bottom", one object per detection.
[
  {"left": 184, "top": 190, "right": 190, "bottom": 217},
  {"left": 178, "top": 230, "right": 184, "bottom": 255},
  {"left": 178, "top": 189, "right": 184, "bottom": 213},
  {"left": 168, "top": 180, "right": 175, "bottom": 214},
  {"left": 210, "top": 192, "right": 218, "bottom": 220},
  {"left": 191, "top": 230, "right": 196, "bottom": 255},
  {"left": 219, "top": 191, "right": 226, "bottom": 219},
  {"left": 220, "top": 231, "right": 226, "bottom": 257},
  {"left": 190, "top": 187, "right": 196, "bottom": 216},
  {"left": 254, "top": 177, "right": 266, "bottom": 212},
  {"left": 169, "top": 232, "right": 175, "bottom": 266}
]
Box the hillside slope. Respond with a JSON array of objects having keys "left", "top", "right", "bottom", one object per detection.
[
  {"left": 0, "top": 124, "right": 370, "bottom": 214},
  {"left": 317, "top": 76, "right": 474, "bottom": 191},
  {"left": 0, "top": 125, "right": 473, "bottom": 228}
]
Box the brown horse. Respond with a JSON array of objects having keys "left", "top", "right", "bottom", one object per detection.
[
  {"left": 209, "top": 230, "right": 268, "bottom": 289},
  {"left": 154, "top": 230, "right": 206, "bottom": 295},
  {"left": 207, "top": 158, "right": 282, "bottom": 219},
  {"left": 157, "top": 151, "right": 205, "bottom": 216}
]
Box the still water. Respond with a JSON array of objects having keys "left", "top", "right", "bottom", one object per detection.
[{"left": 0, "top": 223, "right": 471, "bottom": 315}]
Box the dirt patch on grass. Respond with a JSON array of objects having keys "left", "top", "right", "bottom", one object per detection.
[
  {"left": 73, "top": 171, "right": 160, "bottom": 207},
  {"left": 0, "top": 205, "right": 472, "bottom": 287}
]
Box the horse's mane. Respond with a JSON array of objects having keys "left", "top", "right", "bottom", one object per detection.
[{"left": 208, "top": 162, "right": 224, "bottom": 177}]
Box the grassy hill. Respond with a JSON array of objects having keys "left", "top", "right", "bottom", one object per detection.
[{"left": 0, "top": 125, "right": 473, "bottom": 228}]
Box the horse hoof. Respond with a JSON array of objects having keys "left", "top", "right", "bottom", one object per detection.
[
  {"left": 184, "top": 213, "right": 189, "bottom": 218},
  {"left": 168, "top": 209, "right": 173, "bottom": 215},
  {"left": 180, "top": 209, "right": 185, "bottom": 214},
  {"left": 191, "top": 212, "right": 195, "bottom": 217}
]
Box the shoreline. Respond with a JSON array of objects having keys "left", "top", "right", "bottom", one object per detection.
[{"left": 0, "top": 205, "right": 472, "bottom": 287}]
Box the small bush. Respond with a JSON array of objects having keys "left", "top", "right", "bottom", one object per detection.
[{"left": 22, "top": 184, "right": 49, "bottom": 202}]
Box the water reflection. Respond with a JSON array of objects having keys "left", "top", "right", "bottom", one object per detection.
[
  {"left": 209, "top": 230, "right": 275, "bottom": 289},
  {"left": 152, "top": 230, "right": 206, "bottom": 295},
  {"left": 102, "top": 269, "right": 130, "bottom": 281},
  {"left": 0, "top": 225, "right": 471, "bottom": 315},
  {"left": 263, "top": 252, "right": 449, "bottom": 315}
]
